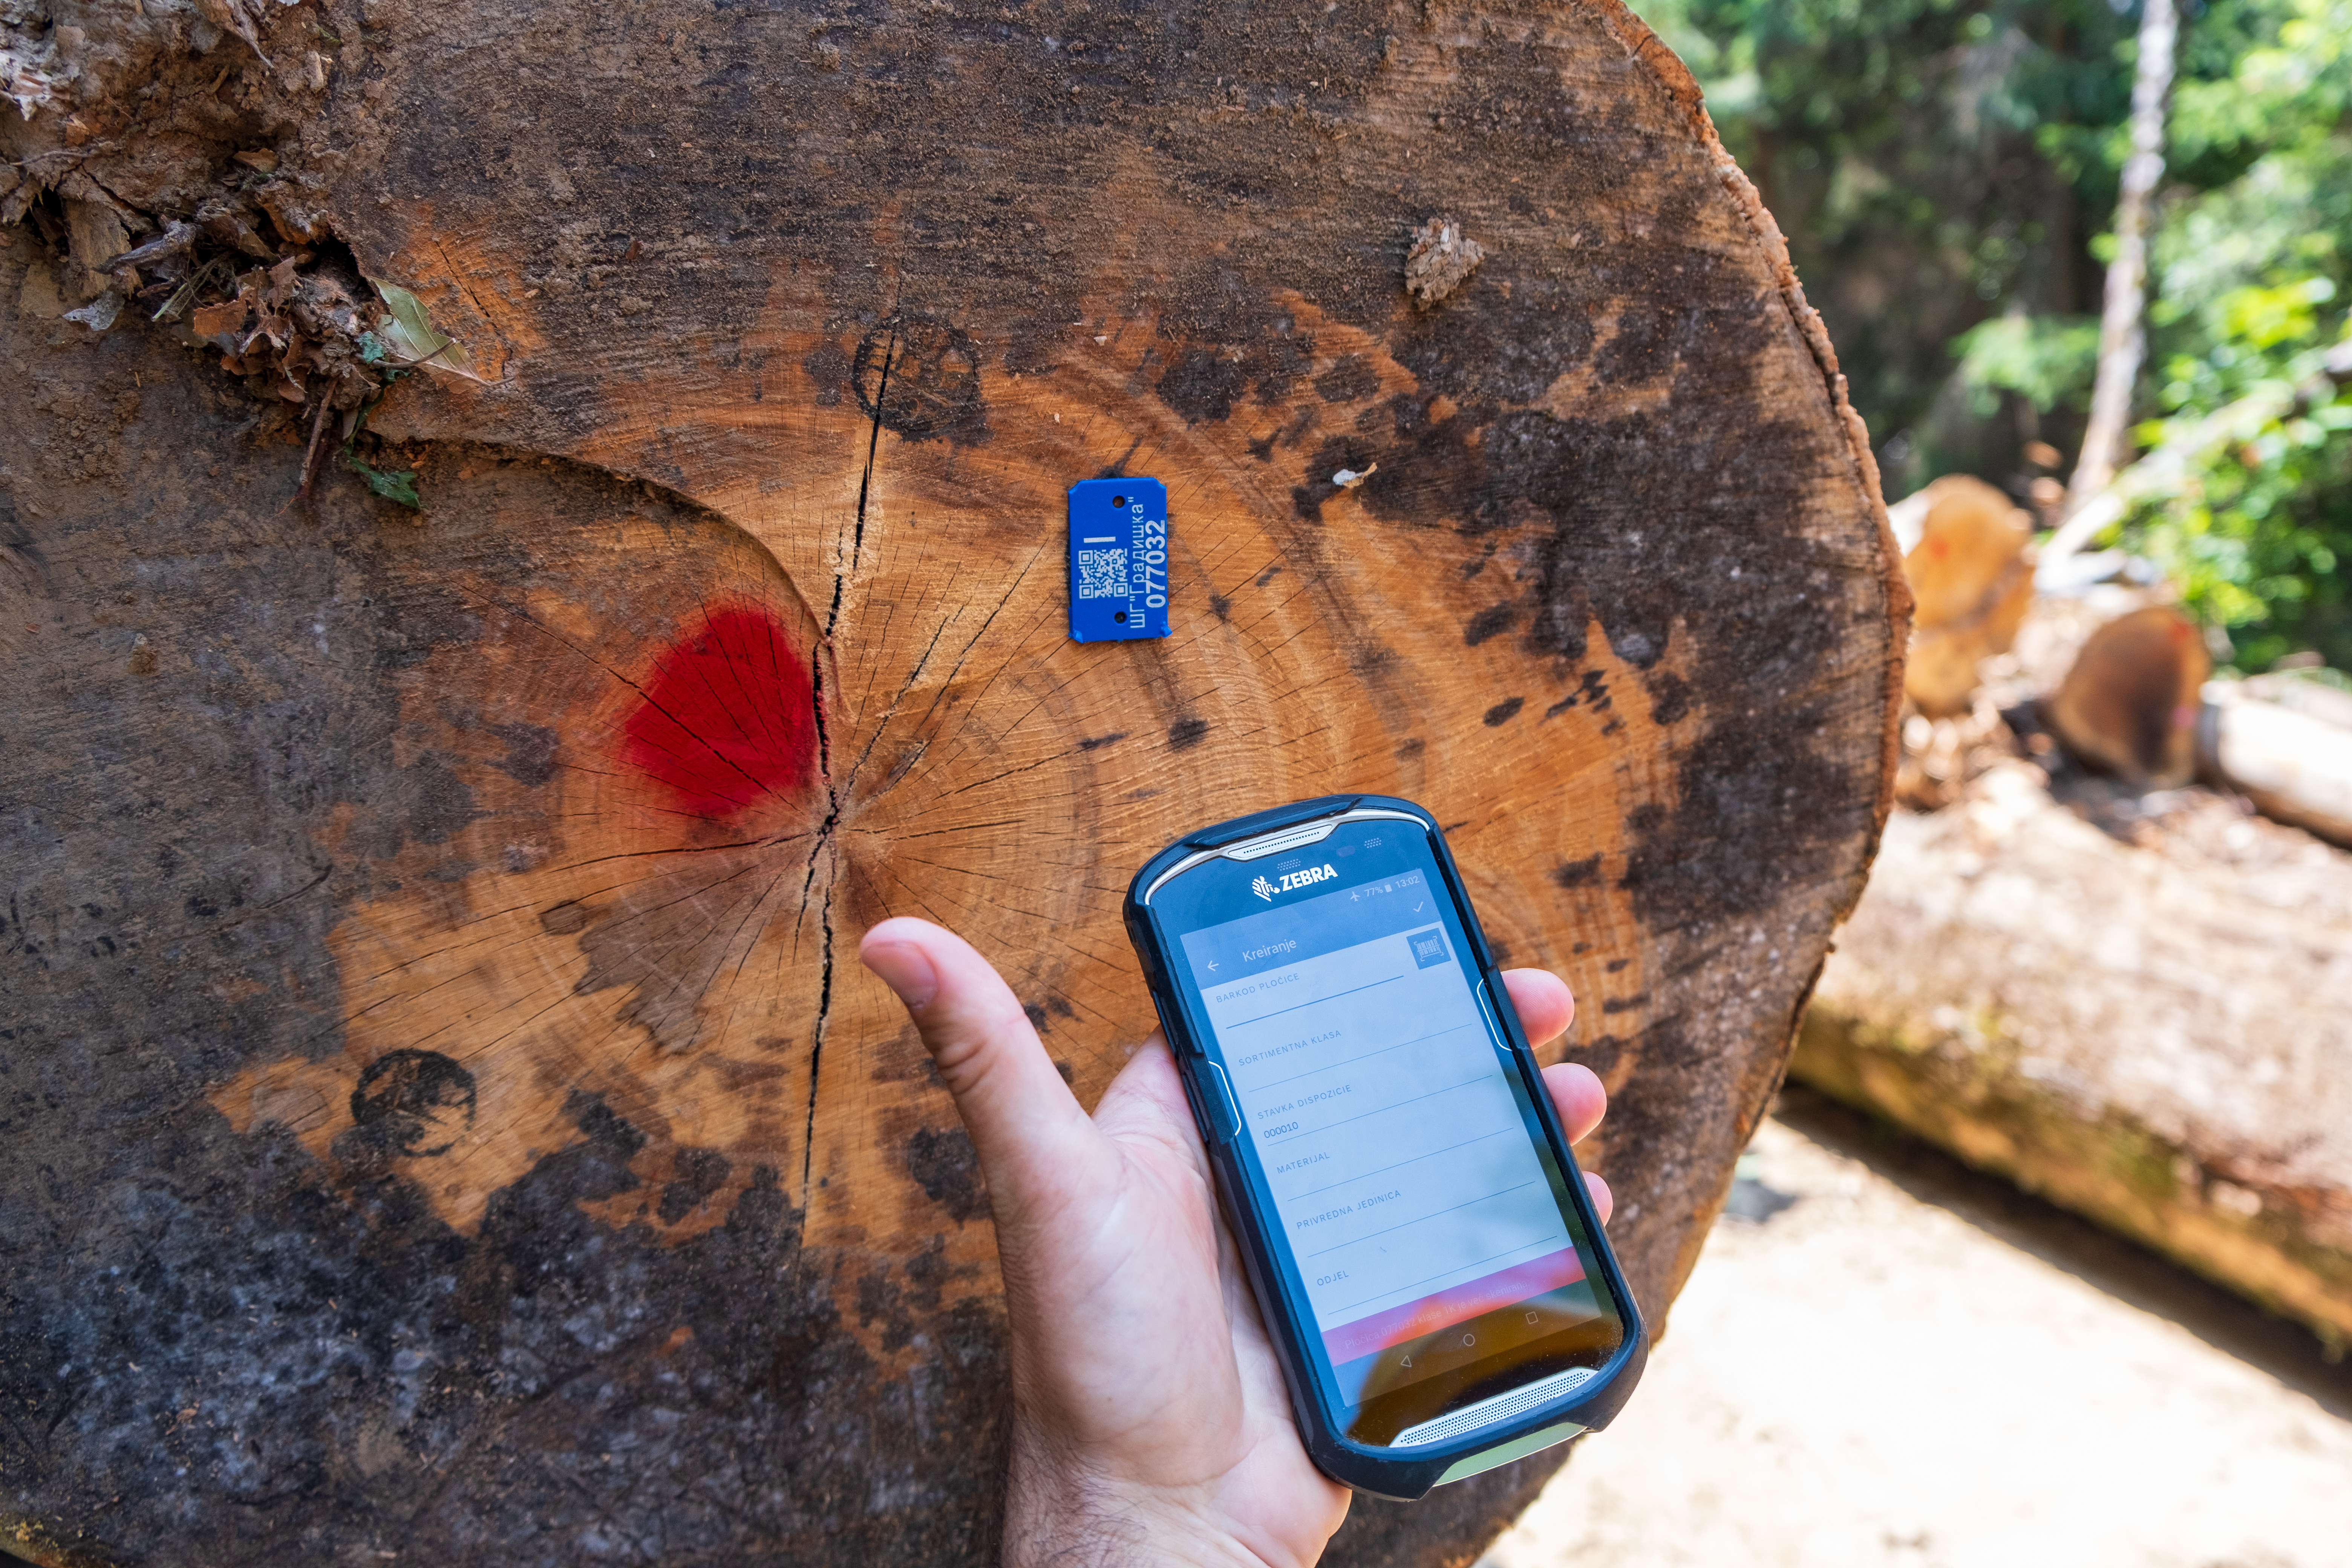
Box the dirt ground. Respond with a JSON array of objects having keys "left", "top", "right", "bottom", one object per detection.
[{"left": 1480, "top": 1089, "right": 2352, "bottom": 1568}]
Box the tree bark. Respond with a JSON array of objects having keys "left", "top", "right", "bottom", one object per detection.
[
  {"left": 2201, "top": 675, "right": 2352, "bottom": 847},
  {"left": 1797, "top": 760, "right": 2352, "bottom": 1351},
  {"left": 2063, "top": 0, "right": 2177, "bottom": 515},
  {"left": 0, "top": 2, "right": 1905, "bottom": 1563}
]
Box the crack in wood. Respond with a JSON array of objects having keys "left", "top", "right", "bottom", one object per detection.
[
  {"left": 802, "top": 864, "right": 837, "bottom": 1199},
  {"left": 799, "top": 323, "right": 899, "bottom": 1203},
  {"left": 839, "top": 616, "right": 954, "bottom": 800}
]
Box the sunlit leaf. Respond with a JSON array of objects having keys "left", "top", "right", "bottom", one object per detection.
[{"left": 369, "top": 279, "right": 488, "bottom": 381}]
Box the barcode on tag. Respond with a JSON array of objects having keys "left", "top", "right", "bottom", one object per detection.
[{"left": 1076, "top": 549, "right": 1128, "bottom": 599}]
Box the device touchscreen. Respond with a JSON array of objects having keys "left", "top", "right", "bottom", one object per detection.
[{"left": 1176, "top": 860, "right": 1623, "bottom": 1445}]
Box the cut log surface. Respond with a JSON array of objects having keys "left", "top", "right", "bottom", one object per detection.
[
  {"left": 0, "top": 3, "right": 1902, "bottom": 1564},
  {"left": 2046, "top": 605, "right": 2208, "bottom": 787},
  {"left": 1890, "top": 476, "right": 2034, "bottom": 720}
]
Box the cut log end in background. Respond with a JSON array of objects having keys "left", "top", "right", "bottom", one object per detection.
[
  {"left": 0, "top": 2, "right": 1903, "bottom": 1563},
  {"left": 1891, "top": 475, "right": 2035, "bottom": 721},
  {"left": 2046, "top": 606, "right": 2210, "bottom": 787}
]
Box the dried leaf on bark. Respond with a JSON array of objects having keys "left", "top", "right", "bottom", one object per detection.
[{"left": 370, "top": 280, "right": 488, "bottom": 380}]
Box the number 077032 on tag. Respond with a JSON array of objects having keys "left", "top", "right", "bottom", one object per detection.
[{"left": 1067, "top": 478, "right": 1171, "bottom": 642}]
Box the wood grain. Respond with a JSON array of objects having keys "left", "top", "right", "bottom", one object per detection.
[{"left": 0, "top": 1, "right": 1903, "bottom": 1562}]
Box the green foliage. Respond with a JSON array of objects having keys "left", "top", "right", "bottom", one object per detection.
[
  {"left": 345, "top": 453, "right": 423, "bottom": 510},
  {"left": 1634, "top": 0, "right": 2141, "bottom": 483},
  {"left": 1641, "top": 0, "right": 2352, "bottom": 669},
  {"left": 1952, "top": 313, "right": 2101, "bottom": 415},
  {"left": 339, "top": 379, "right": 422, "bottom": 511},
  {"left": 2124, "top": 0, "right": 2352, "bottom": 669}
]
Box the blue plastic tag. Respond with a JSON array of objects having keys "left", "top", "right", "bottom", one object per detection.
[{"left": 1067, "top": 478, "right": 1171, "bottom": 641}]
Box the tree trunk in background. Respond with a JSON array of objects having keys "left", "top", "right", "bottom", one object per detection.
[
  {"left": 2064, "top": 0, "right": 2177, "bottom": 514},
  {"left": 0, "top": 2, "right": 1905, "bottom": 1563}
]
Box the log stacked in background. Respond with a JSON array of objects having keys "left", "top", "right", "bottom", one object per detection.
[
  {"left": 1891, "top": 476, "right": 2035, "bottom": 720},
  {"left": 0, "top": 2, "right": 1904, "bottom": 1563},
  {"left": 1796, "top": 761, "right": 2352, "bottom": 1351}
]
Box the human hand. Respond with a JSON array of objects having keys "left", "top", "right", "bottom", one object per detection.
[{"left": 859, "top": 917, "right": 1612, "bottom": 1568}]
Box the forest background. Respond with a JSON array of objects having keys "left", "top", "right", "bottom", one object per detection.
[{"left": 1638, "top": 0, "right": 2352, "bottom": 674}]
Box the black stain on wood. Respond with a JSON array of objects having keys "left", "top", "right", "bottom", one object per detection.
[
  {"left": 1314, "top": 353, "right": 1381, "bottom": 403},
  {"left": 1168, "top": 717, "right": 1210, "bottom": 750},
  {"left": 1003, "top": 312, "right": 1073, "bottom": 378},
  {"left": 1545, "top": 669, "right": 1613, "bottom": 721},
  {"left": 1646, "top": 671, "right": 1692, "bottom": 727},
  {"left": 1077, "top": 731, "right": 1127, "bottom": 751},
  {"left": 1551, "top": 855, "right": 1602, "bottom": 889},
  {"left": 398, "top": 755, "right": 479, "bottom": 847},
  {"left": 1463, "top": 603, "right": 1517, "bottom": 646},
  {"left": 1251, "top": 329, "right": 1317, "bottom": 406},
  {"left": 566, "top": 1087, "right": 649, "bottom": 1162},
  {"left": 1482, "top": 696, "right": 1525, "bottom": 726},
  {"left": 803, "top": 338, "right": 850, "bottom": 407},
  {"left": 906, "top": 1127, "right": 990, "bottom": 1224},
  {"left": 1155, "top": 346, "right": 1251, "bottom": 424},
  {"left": 1577, "top": 1033, "right": 1630, "bottom": 1083},
  {"left": 1619, "top": 706, "right": 1848, "bottom": 928},
  {"left": 658, "top": 1146, "right": 733, "bottom": 1224},
  {"left": 540, "top": 899, "right": 591, "bottom": 935},
  {"left": 854, "top": 315, "right": 989, "bottom": 444},
  {"left": 489, "top": 722, "right": 559, "bottom": 787},
  {"left": 349, "top": 1049, "right": 477, "bottom": 1157}
]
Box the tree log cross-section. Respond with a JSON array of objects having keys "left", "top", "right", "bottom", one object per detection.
[{"left": 0, "top": 2, "right": 1904, "bottom": 1563}]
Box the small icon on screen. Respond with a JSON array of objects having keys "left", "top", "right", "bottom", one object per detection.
[{"left": 1407, "top": 927, "right": 1451, "bottom": 969}]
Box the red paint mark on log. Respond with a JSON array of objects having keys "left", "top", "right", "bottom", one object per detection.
[{"left": 625, "top": 608, "right": 818, "bottom": 816}]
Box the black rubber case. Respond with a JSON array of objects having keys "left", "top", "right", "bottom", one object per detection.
[{"left": 1123, "top": 794, "right": 1647, "bottom": 1499}]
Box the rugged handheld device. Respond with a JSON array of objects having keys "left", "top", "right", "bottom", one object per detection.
[{"left": 1124, "top": 795, "right": 1647, "bottom": 1499}]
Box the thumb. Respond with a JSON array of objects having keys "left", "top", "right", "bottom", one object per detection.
[{"left": 859, "top": 916, "right": 1106, "bottom": 1234}]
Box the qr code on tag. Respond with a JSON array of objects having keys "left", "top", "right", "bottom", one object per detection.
[{"left": 1076, "top": 549, "right": 1128, "bottom": 600}]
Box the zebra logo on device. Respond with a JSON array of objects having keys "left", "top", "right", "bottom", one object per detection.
[{"left": 1254, "top": 864, "right": 1340, "bottom": 901}]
